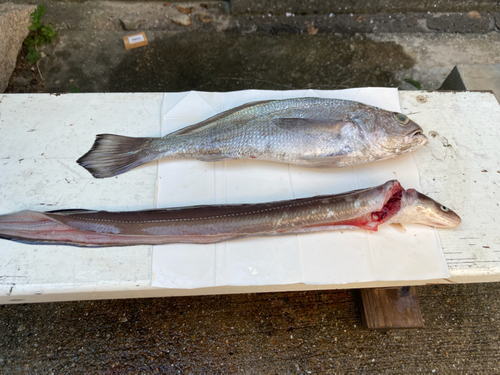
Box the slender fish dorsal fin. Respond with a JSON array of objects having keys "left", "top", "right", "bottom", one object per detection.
[
  {"left": 47, "top": 209, "right": 100, "bottom": 215},
  {"left": 166, "top": 100, "right": 275, "bottom": 137}
]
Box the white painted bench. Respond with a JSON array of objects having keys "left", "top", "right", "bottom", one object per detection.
[{"left": 1, "top": 90, "right": 498, "bottom": 304}]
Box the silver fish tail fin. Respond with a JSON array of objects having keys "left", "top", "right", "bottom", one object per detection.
[{"left": 77, "top": 134, "right": 155, "bottom": 178}]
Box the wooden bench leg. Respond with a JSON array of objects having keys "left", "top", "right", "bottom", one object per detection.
[{"left": 357, "top": 286, "right": 424, "bottom": 329}]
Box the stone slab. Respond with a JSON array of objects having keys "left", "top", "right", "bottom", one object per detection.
[
  {"left": 0, "top": 2, "right": 36, "bottom": 92},
  {"left": 231, "top": 0, "right": 500, "bottom": 16}
]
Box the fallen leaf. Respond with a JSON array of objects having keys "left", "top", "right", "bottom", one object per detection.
[
  {"left": 163, "top": 2, "right": 171, "bottom": 6},
  {"left": 172, "top": 14, "right": 191, "bottom": 26},
  {"left": 199, "top": 13, "right": 212, "bottom": 23},
  {"left": 307, "top": 21, "right": 318, "bottom": 35},
  {"left": 200, "top": 3, "right": 208, "bottom": 9},
  {"left": 467, "top": 11, "right": 481, "bottom": 18},
  {"left": 176, "top": 5, "right": 194, "bottom": 14}
]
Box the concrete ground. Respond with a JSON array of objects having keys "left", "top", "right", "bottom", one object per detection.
[
  {"left": 2, "top": 0, "right": 500, "bottom": 372},
  {"left": 1, "top": 284, "right": 500, "bottom": 372},
  {"left": 5, "top": 1, "right": 500, "bottom": 94}
]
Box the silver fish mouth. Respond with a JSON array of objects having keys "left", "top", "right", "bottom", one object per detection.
[{"left": 405, "top": 128, "right": 428, "bottom": 145}]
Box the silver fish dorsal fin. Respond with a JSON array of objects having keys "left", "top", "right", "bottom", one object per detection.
[{"left": 165, "top": 100, "right": 275, "bottom": 137}]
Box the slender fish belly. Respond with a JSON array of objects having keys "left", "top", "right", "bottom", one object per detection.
[{"left": 0, "top": 180, "right": 460, "bottom": 247}]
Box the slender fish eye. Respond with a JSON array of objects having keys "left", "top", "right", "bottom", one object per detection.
[
  {"left": 393, "top": 112, "right": 410, "bottom": 125},
  {"left": 440, "top": 205, "right": 449, "bottom": 212}
]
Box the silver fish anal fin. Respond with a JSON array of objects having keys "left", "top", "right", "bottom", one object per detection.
[
  {"left": 296, "top": 154, "right": 352, "bottom": 168},
  {"left": 272, "top": 118, "right": 354, "bottom": 134}
]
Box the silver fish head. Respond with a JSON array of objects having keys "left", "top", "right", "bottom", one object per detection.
[
  {"left": 352, "top": 108, "right": 427, "bottom": 156},
  {"left": 389, "top": 189, "right": 461, "bottom": 228}
]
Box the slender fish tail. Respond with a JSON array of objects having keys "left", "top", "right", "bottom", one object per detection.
[
  {"left": 0, "top": 210, "right": 113, "bottom": 247},
  {"left": 0, "top": 210, "right": 72, "bottom": 244},
  {"left": 77, "top": 134, "right": 169, "bottom": 178}
]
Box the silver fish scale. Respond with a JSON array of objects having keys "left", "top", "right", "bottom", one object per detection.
[
  {"left": 154, "top": 98, "right": 375, "bottom": 166},
  {"left": 77, "top": 97, "right": 427, "bottom": 178}
]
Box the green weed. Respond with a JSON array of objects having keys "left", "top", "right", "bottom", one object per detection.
[
  {"left": 404, "top": 78, "right": 422, "bottom": 90},
  {"left": 24, "top": 5, "right": 57, "bottom": 64}
]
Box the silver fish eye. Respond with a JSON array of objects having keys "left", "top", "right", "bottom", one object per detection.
[
  {"left": 393, "top": 112, "right": 410, "bottom": 125},
  {"left": 440, "top": 205, "right": 449, "bottom": 212}
]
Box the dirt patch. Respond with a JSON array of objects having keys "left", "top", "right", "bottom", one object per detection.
[{"left": 4, "top": 44, "right": 46, "bottom": 93}]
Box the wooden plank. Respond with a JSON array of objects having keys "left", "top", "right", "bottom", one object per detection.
[{"left": 357, "top": 286, "right": 424, "bottom": 329}]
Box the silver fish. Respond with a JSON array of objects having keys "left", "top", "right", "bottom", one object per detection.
[
  {"left": 77, "top": 98, "right": 427, "bottom": 178},
  {"left": 0, "top": 180, "right": 460, "bottom": 247}
]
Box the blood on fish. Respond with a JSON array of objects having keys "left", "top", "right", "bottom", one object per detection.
[
  {"left": 372, "top": 189, "right": 403, "bottom": 222},
  {"left": 302, "top": 184, "right": 403, "bottom": 232}
]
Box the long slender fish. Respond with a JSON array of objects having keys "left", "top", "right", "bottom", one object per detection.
[
  {"left": 0, "top": 181, "right": 460, "bottom": 247},
  {"left": 77, "top": 98, "right": 427, "bottom": 178}
]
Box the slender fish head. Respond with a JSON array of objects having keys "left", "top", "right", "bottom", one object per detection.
[
  {"left": 352, "top": 107, "right": 427, "bottom": 156},
  {"left": 388, "top": 189, "right": 461, "bottom": 228}
]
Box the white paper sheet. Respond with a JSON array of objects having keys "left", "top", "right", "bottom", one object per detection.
[{"left": 152, "top": 88, "right": 449, "bottom": 289}]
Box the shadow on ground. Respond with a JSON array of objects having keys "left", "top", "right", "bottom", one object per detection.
[
  {"left": 38, "top": 32, "right": 414, "bottom": 93},
  {"left": 108, "top": 33, "right": 414, "bottom": 92}
]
